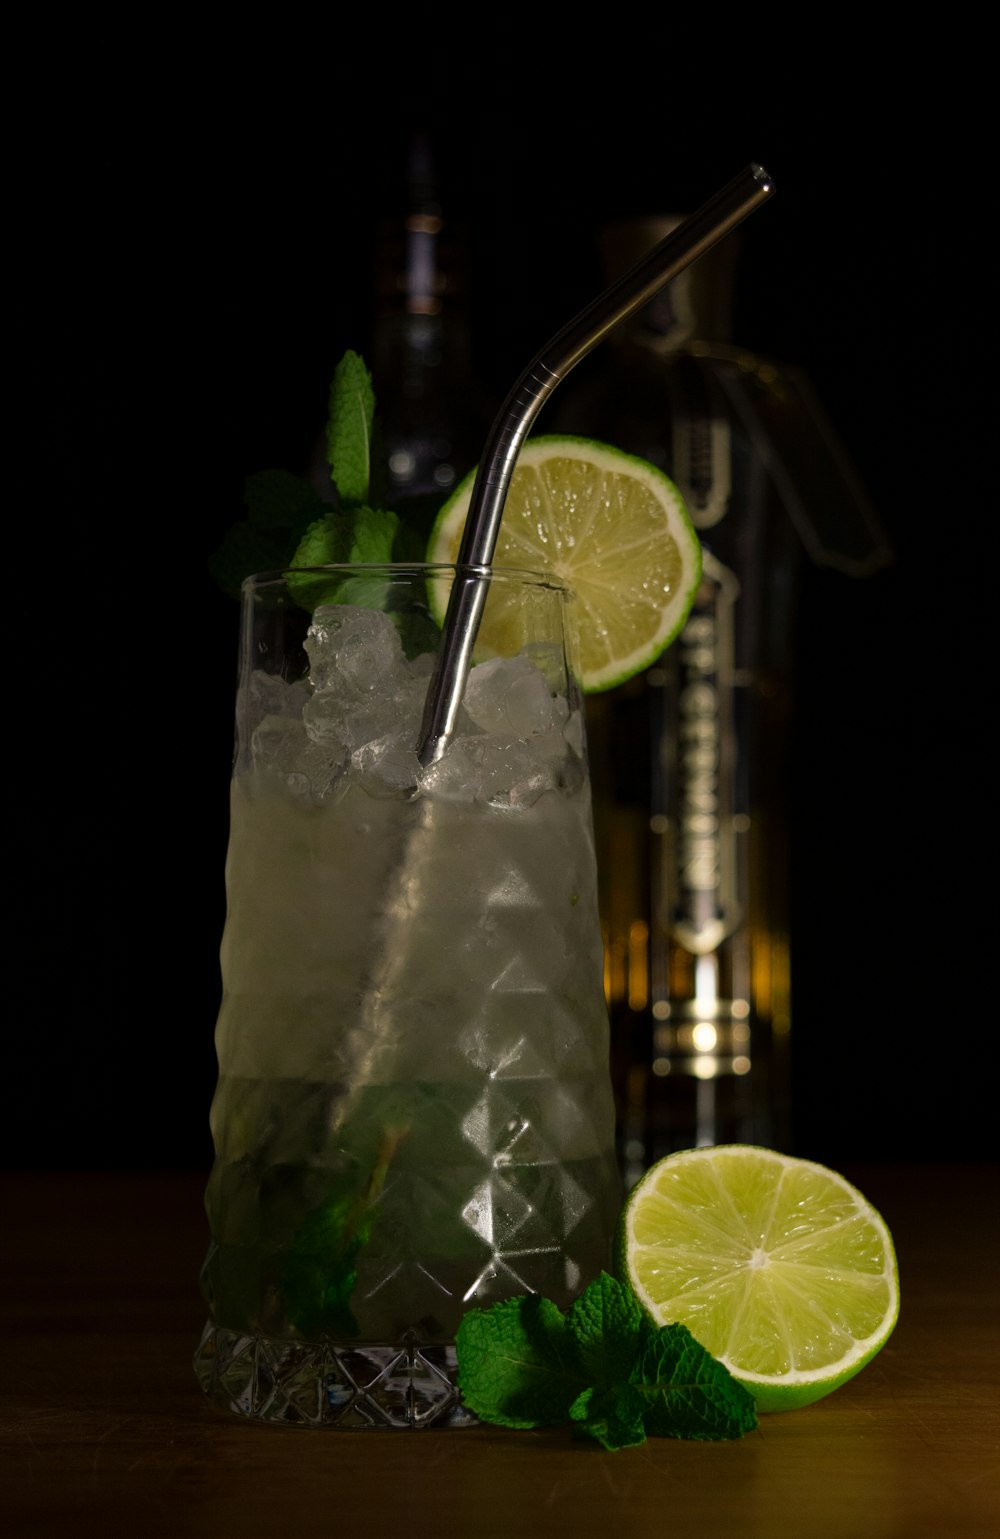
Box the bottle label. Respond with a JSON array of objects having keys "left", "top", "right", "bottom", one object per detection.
[
  {"left": 660, "top": 552, "right": 744, "bottom": 955},
  {"left": 673, "top": 410, "right": 732, "bottom": 531},
  {"left": 669, "top": 359, "right": 732, "bottom": 532}
]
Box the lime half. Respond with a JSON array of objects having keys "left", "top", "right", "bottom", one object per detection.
[
  {"left": 426, "top": 435, "right": 701, "bottom": 693},
  {"left": 617, "top": 1145, "right": 900, "bottom": 1413}
]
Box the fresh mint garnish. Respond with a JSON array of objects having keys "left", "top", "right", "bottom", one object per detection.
[
  {"left": 632, "top": 1321, "right": 757, "bottom": 1440},
  {"left": 207, "top": 469, "right": 330, "bottom": 600},
  {"left": 207, "top": 350, "right": 419, "bottom": 603},
  {"left": 455, "top": 1272, "right": 757, "bottom": 1450},
  {"left": 284, "top": 352, "right": 402, "bottom": 609},
  {"left": 454, "top": 1293, "right": 586, "bottom": 1429},
  {"left": 244, "top": 467, "right": 332, "bottom": 533},
  {"left": 324, "top": 350, "right": 376, "bottom": 508},
  {"left": 287, "top": 503, "right": 400, "bottom": 610}
]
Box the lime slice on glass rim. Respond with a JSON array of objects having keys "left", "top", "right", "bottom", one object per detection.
[
  {"left": 425, "top": 435, "right": 701, "bottom": 692},
  {"left": 616, "top": 1145, "right": 900, "bottom": 1413}
]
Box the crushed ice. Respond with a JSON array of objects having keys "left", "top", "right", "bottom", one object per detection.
[{"left": 243, "top": 604, "right": 584, "bottom": 805}]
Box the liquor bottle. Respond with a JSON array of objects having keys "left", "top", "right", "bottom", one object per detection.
[
  {"left": 307, "top": 130, "right": 493, "bottom": 540},
  {"left": 364, "top": 131, "right": 493, "bottom": 540},
  {"left": 547, "top": 217, "right": 891, "bottom": 1185}
]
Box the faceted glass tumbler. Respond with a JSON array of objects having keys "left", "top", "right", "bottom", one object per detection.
[{"left": 194, "top": 565, "right": 621, "bottom": 1428}]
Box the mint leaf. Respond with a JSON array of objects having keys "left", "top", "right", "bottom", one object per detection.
[
  {"left": 244, "top": 468, "right": 330, "bottom": 533},
  {"left": 562, "top": 1274, "right": 660, "bottom": 1449},
  {"left": 282, "top": 1189, "right": 370, "bottom": 1338},
  {"left": 566, "top": 1272, "right": 646, "bottom": 1388},
  {"left": 569, "top": 1383, "right": 648, "bottom": 1452},
  {"left": 282, "top": 1127, "right": 407, "bottom": 1339},
  {"left": 207, "top": 471, "right": 330, "bottom": 599},
  {"left": 632, "top": 1322, "right": 758, "bottom": 1441},
  {"left": 286, "top": 506, "right": 400, "bottom": 611},
  {"left": 327, "top": 351, "right": 375, "bottom": 507},
  {"left": 290, "top": 513, "right": 352, "bottom": 572},
  {"left": 288, "top": 499, "right": 401, "bottom": 577},
  {"left": 346, "top": 506, "right": 399, "bottom": 565},
  {"left": 207, "top": 521, "right": 294, "bottom": 602},
  {"left": 455, "top": 1295, "right": 587, "bottom": 1428}
]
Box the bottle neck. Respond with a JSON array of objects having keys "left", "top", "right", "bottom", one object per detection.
[
  {"left": 371, "top": 210, "right": 472, "bottom": 376},
  {"left": 365, "top": 132, "right": 482, "bottom": 505}
]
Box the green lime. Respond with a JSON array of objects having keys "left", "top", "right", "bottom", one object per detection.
[
  {"left": 425, "top": 435, "right": 701, "bottom": 692},
  {"left": 617, "top": 1145, "right": 900, "bottom": 1413}
]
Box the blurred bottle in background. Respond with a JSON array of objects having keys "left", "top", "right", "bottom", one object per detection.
[
  {"left": 311, "top": 130, "right": 493, "bottom": 544},
  {"left": 325, "top": 158, "right": 893, "bottom": 1189},
  {"left": 547, "top": 217, "right": 893, "bottom": 1187}
]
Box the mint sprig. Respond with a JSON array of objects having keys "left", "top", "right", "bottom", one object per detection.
[
  {"left": 207, "top": 469, "right": 330, "bottom": 600},
  {"left": 455, "top": 1273, "right": 757, "bottom": 1450},
  {"left": 286, "top": 352, "right": 401, "bottom": 608},
  {"left": 207, "top": 350, "right": 417, "bottom": 604},
  {"left": 286, "top": 502, "right": 399, "bottom": 611}
]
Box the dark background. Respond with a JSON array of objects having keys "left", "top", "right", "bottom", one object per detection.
[{"left": 10, "top": 61, "right": 991, "bottom": 1173}]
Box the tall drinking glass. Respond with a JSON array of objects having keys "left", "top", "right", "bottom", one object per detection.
[{"left": 194, "top": 564, "right": 622, "bottom": 1428}]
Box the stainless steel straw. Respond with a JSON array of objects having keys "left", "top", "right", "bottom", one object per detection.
[{"left": 417, "top": 160, "right": 775, "bottom": 766}]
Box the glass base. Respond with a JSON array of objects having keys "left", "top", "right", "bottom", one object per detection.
[{"left": 193, "top": 1322, "right": 479, "bottom": 1430}]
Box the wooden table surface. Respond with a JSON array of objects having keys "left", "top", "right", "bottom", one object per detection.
[{"left": 2, "top": 1163, "right": 997, "bottom": 1538}]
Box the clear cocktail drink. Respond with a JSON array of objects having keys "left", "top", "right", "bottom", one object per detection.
[{"left": 195, "top": 566, "right": 621, "bottom": 1428}]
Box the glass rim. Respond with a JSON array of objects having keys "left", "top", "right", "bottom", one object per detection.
[{"left": 243, "top": 562, "right": 574, "bottom": 596}]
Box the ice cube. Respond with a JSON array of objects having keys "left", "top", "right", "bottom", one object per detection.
[
  {"left": 304, "top": 668, "right": 426, "bottom": 756},
  {"left": 462, "top": 654, "right": 568, "bottom": 738},
  {"left": 353, "top": 734, "right": 422, "bottom": 797},
  {"left": 302, "top": 690, "right": 359, "bottom": 750},
  {"left": 284, "top": 749, "right": 350, "bottom": 805},
  {"left": 249, "top": 714, "right": 349, "bottom": 804},
  {"left": 538, "top": 725, "right": 587, "bottom": 798},
  {"left": 419, "top": 733, "right": 559, "bottom": 808},
  {"left": 248, "top": 670, "right": 310, "bottom": 720},
  {"left": 250, "top": 712, "right": 311, "bottom": 769},
  {"left": 305, "top": 606, "right": 407, "bottom": 695},
  {"left": 522, "top": 640, "right": 570, "bottom": 694}
]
